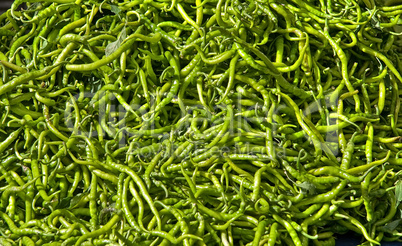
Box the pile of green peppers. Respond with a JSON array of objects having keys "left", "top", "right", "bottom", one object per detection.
[{"left": 1, "top": 0, "right": 402, "bottom": 245}]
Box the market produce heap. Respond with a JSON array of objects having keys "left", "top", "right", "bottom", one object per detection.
[{"left": 1, "top": 0, "right": 402, "bottom": 245}]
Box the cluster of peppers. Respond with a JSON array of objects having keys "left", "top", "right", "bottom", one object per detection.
[{"left": 1, "top": 0, "right": 402, "bottom": 245}]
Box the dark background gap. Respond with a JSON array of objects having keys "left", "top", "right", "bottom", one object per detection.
[{"left": 0, "top": 1, "right": 13, "bottom": 13}]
